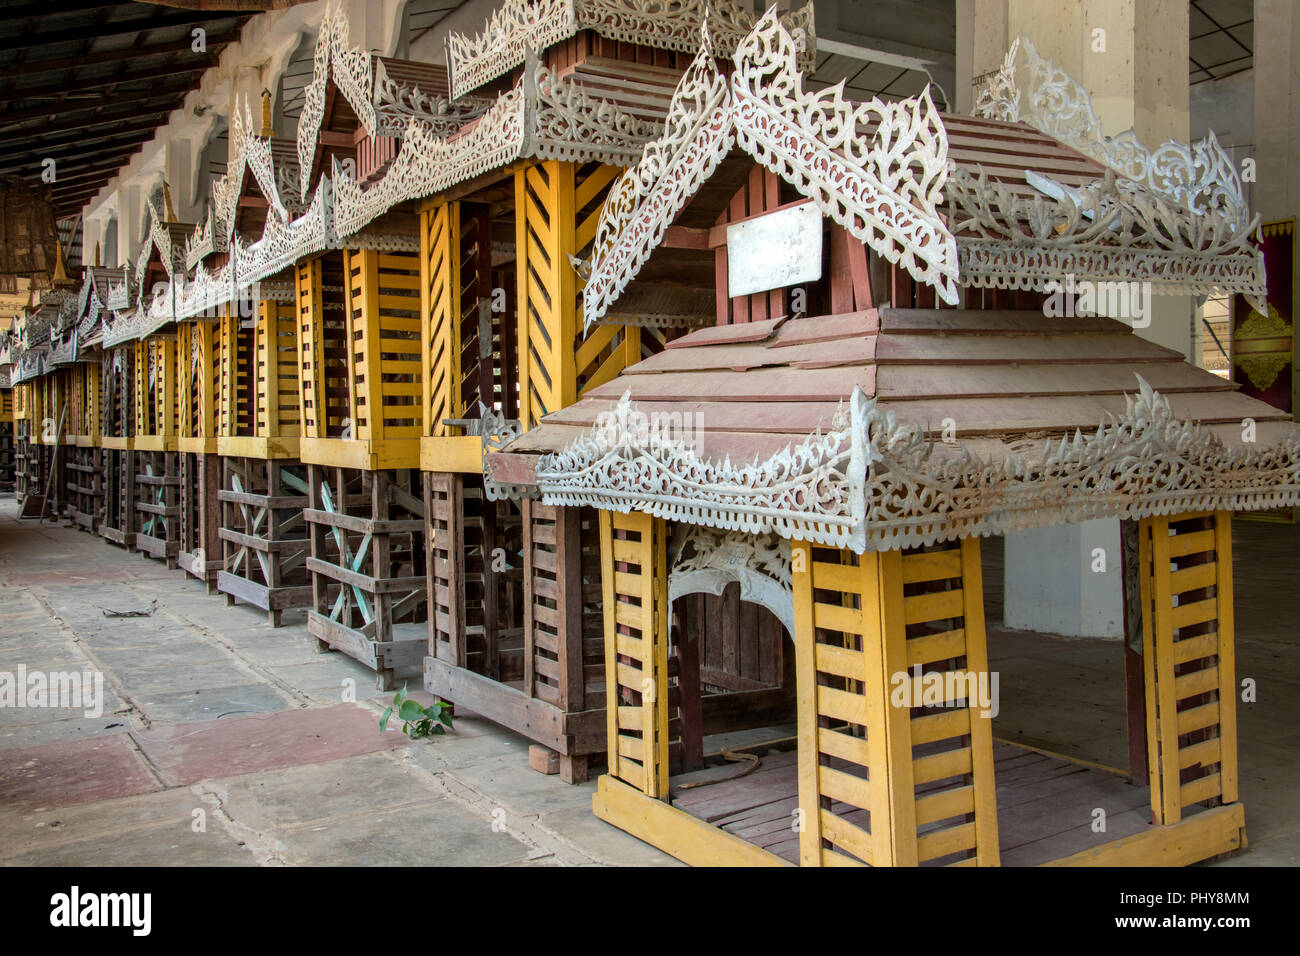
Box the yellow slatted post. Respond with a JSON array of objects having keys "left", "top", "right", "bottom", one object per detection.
[
  {"left": 516, "top": 161, "right": 577, "bottom": 429},
  {"left": 599, "top": 509, "right": 670, "bottom": 798},
  {"left": 1150, "top": 515, "right": 1183, "bottom": 824},
  {"left": 349, "top": 248, "right": 384, "bottom": 444},
  {"left": 1138, "top": 516, "right": 1163, "bottom": 821},
  {"left": 296, "top": 258, "right": 324, "bottom": 440},
  {"left": 874, "top": 549, "right": 919, "bottom": 866},
  {"left": 1214, "top": 511, "right": 1238, "bottom": 805},
  {"left": 421, "top": 201, "right": 463, "bottom": 439},
  {"left": 276, "top": 299, "right": 301, "bottom": 440},
  {"left": 158, "top": 338, "right": 176, "bottom": 439},
  {"left": 133, "top": 341, "right": 147, "bottom": 437},
  {"left": 791, "top": 540, "right": 825, "bottom": 865},
  {"left": 86, "top": 361, "right": 100, "bottom": 443},
  {"left": 600, "top": 510, "right": 620, "bottom": 782},
  {"left": 959, "top": 536, "right": 1001, "bottom": 866},
  {"left": 255, "top": 301, "right": 272, "bottom": 438}
]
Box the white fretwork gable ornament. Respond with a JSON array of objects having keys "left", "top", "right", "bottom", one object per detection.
[{"left": 578, "top": 9, "right": 961, "bottom": 329}]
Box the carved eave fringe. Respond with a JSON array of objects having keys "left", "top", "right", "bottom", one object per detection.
[
  {"left": 519, "top": 379, "right": 1300, "bottom": 555},
  {"left": 330, "top": 57, "right": 664, "bottom": 243},
  {"left": 956, "top": 239, "right": 1268, "bottom": 304},
  {"left": 210, "top": 97, "right": 304, "bottom": 249},
  {"left": 581, "top": 11, "right": 961, "bottom": 331},
  {"left": 445, "top": 0, "right": 815, "bottom": 101}
]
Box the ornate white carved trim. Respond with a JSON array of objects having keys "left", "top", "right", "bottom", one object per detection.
[
  {"left": 297, "top": 1, "right": 376, "bottom": 202},
  {"left": 12, "top": 348, "right": 45, "bottom": 384},
  {"left": 445, "top": 0, "right": 816, "bottom": 101},
  {"left": 668, "top": 527, "right": 794, "bottom": 636},
  {"left": 105, "top": 267, "right": 131, "bottom": 312},
  {"left": 581, "top": 12, "right": 959, "bottom": 328},
  {"left": 185, "top": 208, "right": 228, "bottom": 271},
  {"left": 525, "top": 379, "right": 1300, "bottom": 554},
  {"left": 947, "top": 166, "right": 1268, "bottom": 303},
  {"left": 580, "top": 35, "right": 732, "bottom": 328},
  {"left": 331, "top": 58, "right": 662, "bottom": 242},
  {"left": 732, "top": 13, "right": 958, "bottom": 305},
  {"left": 534, "top": 388, "right": 873, "bottom": 552},
  {"left": 859, "top": 376, "right": 1300, "bottom": 551},
  {"left": 374, "top": 69, "right": 492, "bottom": 138},
  {"left": 975, "top": 34, "right": 1254, "bottom": 233},
  {"left": 332, "top": 89, "right": 527, "bottom": 240}
]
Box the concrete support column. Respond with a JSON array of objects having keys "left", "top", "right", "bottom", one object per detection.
[
  {"left": 165, "top": 139, "right": 198, "bottom": 224},
  {"left": 959, "top": 0, "right": 1192, "bottom": 637},
  {"left": 116, "top": 184, "right": 142, "bottom": 265}
]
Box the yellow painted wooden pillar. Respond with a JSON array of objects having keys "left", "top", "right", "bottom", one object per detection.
[
  {"left": 599, "top": 509, "right": 671, "bottom": 799},
  {"left": 790, "top": 537, "right": 1000, "bottom": 866},
  {"left": 343, "top": 247, "right": 423, "bottom": 451},
  {"left": 295, "top": 257, "right": 326, "bottom": 440},
  {"left": 1139, "top": 510, "right": 1239, "bottom": 826},
  {"left": 255, "top": 299, "right": 299, "bottom": 441},
  {"left": 133, "top": 340, "right": 148, "bottom": 438},
  {"left": 514, "top": 160, "right": 634, "bottom": 431},
  {"left": 154, "top": 337, "right": 177, "bottom": 440},
  {"left": 420, "top": 199, "right": 463, "bottom": 438}
]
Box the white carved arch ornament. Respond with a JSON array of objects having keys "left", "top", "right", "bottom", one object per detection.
[
  {"left": 668, "top": 526, "right": 795, "bottom": 637},
  {"left": 297, "top": 1, "right": 376, "bottom": 202},
  {"left": 579, "top": 9, "right": 960, "bottom": 330}
]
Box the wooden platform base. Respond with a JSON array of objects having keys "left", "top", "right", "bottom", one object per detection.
[
  {"left": 135, "top": 451, "right": 180, "bottom": 569},
  {"left": 0, "top": 420, "right": 14, "bottom": 493},
  {"left": 178, "top": 452, "right": 221, "bottom": 590},
  {"left": 15, "top": 434, "right": 58, "bottom": 519},
  {"left": 594, "top": 741, "right": 1247, "bottom": 867},
  {"left": 99, "top": 448, "right": 137, "bottom": 550},
  {"left": 310, "top": 614, "right": 425, "bottom": 688},
  {"left": 64, "top": 445, "right": 102, "bottom": 533},
  {"left": 305, "top": 466, "right": 426, "bottom": 689},
  {"left": 217, "top": 457, "right": 310, "bottom": 623}
]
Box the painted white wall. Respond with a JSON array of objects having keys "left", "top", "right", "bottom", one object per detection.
[{"left": 1002, "top": 520, "right": 1124, "bottom": 638}]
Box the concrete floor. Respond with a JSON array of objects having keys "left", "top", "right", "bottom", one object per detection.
[
  {"left": 1, "top": 496, "right": 1295, "bottom": 866},
  {"left": 0, "top": 497, "right": 677, "bottom": 867}
]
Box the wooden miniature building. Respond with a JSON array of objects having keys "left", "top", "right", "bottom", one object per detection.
[
  {"left": 199, "top": 101, "right": 314, "bottom": 617},
  {"left": 320, "top": 0, "right": 812, "bottom": 768},
  {"left": 125, "top": 198, "right": 194, "bottom": 569},
  {"left": 45, "top": 275, "right": 105, "bottom": 533},
  {"left": 0, "top": 368, "right": 14, "bottom": 495},
  {"left": 483, "top": 15, "right": 1283, "bottom": 863}
]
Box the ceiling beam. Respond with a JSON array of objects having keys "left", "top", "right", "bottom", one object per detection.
[
  {"left": 7, "top": 151, "right": 143, "bottom": 184},
  {"left": 0, "top": 147, "right": 142, "bottom": 178},
  {"left": 0, "top": 56, "right": 219, "bottom": 102},
  {"left": 0, "top": 109, "right": 170, "bottom": 147},
  {"left": 0, "top": 75, "right": 199, "bottom": 123},
  {"left": 0, "top": 118, "right": 165, "bottom": 158},
  {"left": 0, "top": 27, "right": 242, "bottom": 80},
  {"left": 0, "top": 10, "right": 249, "bottom": 54},
  {"left": 0, "top": 2, "right": 121, "bottom": 23}
]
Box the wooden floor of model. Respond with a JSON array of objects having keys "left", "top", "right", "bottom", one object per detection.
[{"left": 668, "top": 740, "right": 1187, "bottom": 865}]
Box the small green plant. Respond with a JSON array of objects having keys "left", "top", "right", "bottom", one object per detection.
[{"left": 380, "top": 685, "right": 453, "bottom": 740}]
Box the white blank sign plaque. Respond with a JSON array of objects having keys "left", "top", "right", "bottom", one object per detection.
[{"left": 725, "top": 201, "right": 823, "bottom": 298}]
